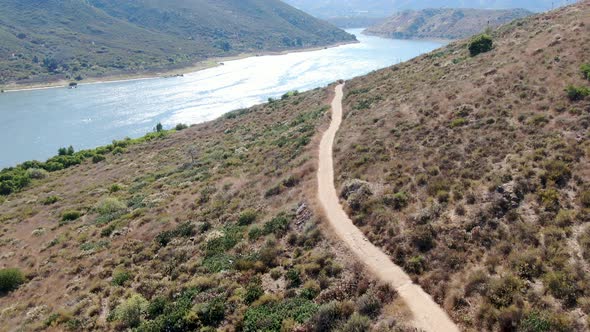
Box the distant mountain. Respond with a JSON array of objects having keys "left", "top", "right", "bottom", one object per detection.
[
  {"left": 283, "top": 0, "right": 559, "bottom": 18},
  {"left": 0, "top": 0, "right": 355, "bottom": 86},
  {"left": 364, "top": 8, "right": 533, "bottom": 40}
]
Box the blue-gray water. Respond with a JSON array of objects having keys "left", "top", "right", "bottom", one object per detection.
[{"left": 0, "top": 29, "right": 443, "bottom": 168}]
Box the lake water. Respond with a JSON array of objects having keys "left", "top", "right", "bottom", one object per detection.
[{"left": 0, "top": 29, "right": 443, "bottom": 168}]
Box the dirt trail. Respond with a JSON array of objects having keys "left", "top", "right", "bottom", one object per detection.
[{"left": 317, "top": 83, "right": 460, "bottom": 332}]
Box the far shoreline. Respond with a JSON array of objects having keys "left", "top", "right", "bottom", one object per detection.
[{"left": 0, "top": 40, "right": 359, "bottom": 93}]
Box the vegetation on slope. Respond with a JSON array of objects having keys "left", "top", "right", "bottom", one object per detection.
[
  {"left": 364, "top": 8, "right": 532, "bottom": 40},
  {"left": 0, "top": 88, "right": 412, "bottom": 331},
  {"left": 335, "top": 2, "right": 590, "bottom": 331},
  {"left": 0, "top": 0, "right": 355, "bottom": 86}
]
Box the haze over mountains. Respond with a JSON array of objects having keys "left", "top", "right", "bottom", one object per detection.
[
  {"left": 284, "top": 0, "right": 560, "bottom": 18},
  {"left": 0, "top": 0, "right": 355, "bottom": 86},
  {"left": 364, "top": 8, "right": 532, "bottom": 40}
]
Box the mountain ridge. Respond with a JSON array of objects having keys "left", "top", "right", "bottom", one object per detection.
[{"left": 363, "top": 8, "right": 533, "bottom": 40}]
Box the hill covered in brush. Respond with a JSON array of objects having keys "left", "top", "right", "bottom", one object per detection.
[
  {"left": 0, "top": 0, "right": 355, "bottom": 86},
  {"left": 364, "top": 8, "right": 532, "bottom": 40},
  {"left": 336, "top": 1, "right": 590, "bottom": 330}
]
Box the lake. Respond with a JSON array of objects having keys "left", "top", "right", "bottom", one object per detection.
[{"left": 0, "top": 29, "right": 443, "bottom": 168}]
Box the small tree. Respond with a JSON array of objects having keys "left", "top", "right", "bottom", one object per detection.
[
  {"left": 469, "top": 34, "right": 493, "bottom": 56},
  {"left": 155, "top": 122, "right": 163, "bottom": 132}
]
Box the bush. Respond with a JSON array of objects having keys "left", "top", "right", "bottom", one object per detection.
[
  {"left": 581, "top": 63, "right": 590, "bottom": 80},
  {"left": 245, "top": 280, "right": 264, "bottom": 304},
  {"left": 263, "top": 214, "right": 291, "bottom": 236},
  {"left": 0, "top": 268, "right": 25, "bottom": 294},
  {"left": 410, "top": 225, "right": 436, "bottom": 252},
  {"left": 310, "top": 301, "right": 345, "bottom": 332},
  {"left": 111, "top": 294, "right": 148, "bottom": 328},
  {"left": 42, "top": 195, "right": 60, "bottom": 205},
  {"left": 112, "top": 269, "right": 132, "bottom": 286},
  {"left": 95, "top": 197, "right": 125, "bottom": 215},
  {"left": 238, "top": 209, "right": 257, "bottom": 226},
  {"left": 469, "top": 34, "right": 493, "bottom": 56},
  {"left": 196, "top": 297, "right": 225, "bottom": 327},
  {"left": 580, "top": 190, "right": 590, "bottom": 208},
  {"left": 301, "top": 280, "right": 321, "bottom": 299},
  {"left": 286, "top": 268, "right": 302, "bottom": 288},
  {"left": 383, "top": 192, "right": 409, "bottom": 210},
  {"left": 61, "top": 210, "right": 82, "bottom": 222},
  {"left": 26, "top": 168, "right": 48, "bottom": 179},
  {"left": 544, "top": 271, "right": 580, "bottom": 306},
  {"left": 243, "top": 297, "right": 318, "bottom": 332},
  {"left": 339, "top": 313, "right": 371, "bottom": 332},
  {"left": 487, "top": 275, "right": 523, "bottom": 308},
  {"left": 92, "top": 154, "right": 106, "bottom": 163},
  {"left": 543, "top": 160, "right": 571, "bottom": 187},
  {"left": 356, "top": 292, "right": 382, "bottom": 318},
  {"left": 175, "top": 123, "right": 189, "bottom": 131},
  {"left": 565, "top": 85, "right": 590, "bottom": 101}
]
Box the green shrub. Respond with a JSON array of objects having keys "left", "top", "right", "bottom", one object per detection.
[
  {"left": 301, "top": 280, "right": 321, "bottom": 300},
  {"left": 156, "top": 222, "right": 196, "bottom": 246},
  {"left": 96, "top": 197, "right": 126, "bottom": 215},
  {"left": 196, "top": 297, "right": 225, "bottom": 327},
  {"left": 543, "top": 160, "right": 571, "bottom": 187},
  {"left": 249, "top": 226, "right": 263, "bottom": 241},
  {"left": 450, "top": 117, "right": 468, "bottom": 128},
  {"left": 245, "top": 279, "right": 264, "bottom": 304},
  {"left": 42, "top": 195, "right": 60, "bottom": 205},
  {"left": 383, "top": 192, "right": 409, "bottom": 210},
  {"left": 565, "top": 85, "right": 590, "bottom": 101},
  {"left": 26, "top": 168, "right": 48, "bottom": 179},
  {"left": 339, "top": 313, "right": 371, "bottom": 332},
  {"left": 238, "top": 209, "right": 257, "bottom": 226},
  {"left": 175, "top": 123, "right": 189, "bottom": 131},
  {"left": 263, "top": 214, "right": 291, "bottom": 236},
  {"left": 544, "top": 271, "right": 580, "bottom": 306},
  {"left": 405, "top": 255, "right": 426, "bottom": 274},
  {"left": 469, "top": 34, "right": 493, "bottom": 56},
  {"left": 581, "top": 63, "right": 590, "bottom": 80},
  {"left": 0, "top": 268, "right": 25, "bottom": 293},
  {"left": 487, "top": 275, "right": 523, "bottom": 308},
  {"left": 243, "top": 297, "right": 317, "bottom": 332},
  {"left": 286, "top": 268, "right": 302, "bottom": 288},
  {"left": 61, "top": 210, "right": 82, "bottom": 222},
  {"left": 112, "top": 269, "right": 132, "bottom": 286},
  {"left": 110, "top": 294, "right": 148, "bottom": 328},
  {"left": 92, "top": 154, "right": 106, "bottom": 163}
]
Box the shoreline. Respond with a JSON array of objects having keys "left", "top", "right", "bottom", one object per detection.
[{"left": 0, "top": 40, "right": 358, "bottom": 93}]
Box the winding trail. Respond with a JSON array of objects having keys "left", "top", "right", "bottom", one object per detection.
[{"left": 317, "top": 84, "right": 460, "bottom": 332}]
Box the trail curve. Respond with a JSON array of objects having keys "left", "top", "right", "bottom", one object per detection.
[{"left": 317, "top": 83, "right": 460, "bottom": 332}]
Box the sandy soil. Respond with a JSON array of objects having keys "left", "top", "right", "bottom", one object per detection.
[{"left": 317, "top": 83, "right": 460, "bottom": 332}]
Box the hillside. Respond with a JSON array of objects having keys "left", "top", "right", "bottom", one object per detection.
[
  {"left": 0, "top": 89, "right": 413, "bottom": 330},
  {"left": 0, "top": 0, "right": 355, "bottom": 86},
  {"left": 364, "top": 8, "right": 532, "bottom": 40},
  {"left": 336, "top": 1, "right": 590, "bottom": 331},
  {"left": 2, "top": 1, "right": 590, "bottom": 332},
  {"left": 284, "top": 0, "right": 555, "bottom": 19}
]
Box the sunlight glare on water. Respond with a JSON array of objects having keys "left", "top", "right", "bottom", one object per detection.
[{"left": 0, "top": 29, "right": 444, "bottom": 168}]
